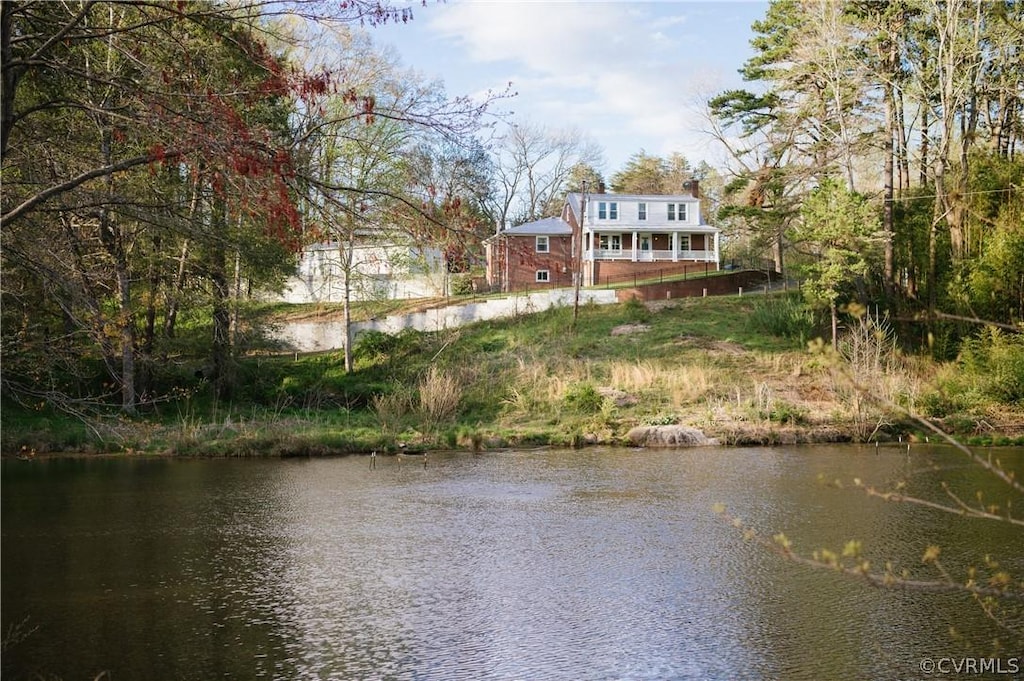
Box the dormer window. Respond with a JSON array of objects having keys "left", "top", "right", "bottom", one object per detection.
[
  {"left": 667, "top": 203, "right": 689, "bottom": 222},
  {"left": 597, "top": 201, "right": 618, "bottom": 220}
]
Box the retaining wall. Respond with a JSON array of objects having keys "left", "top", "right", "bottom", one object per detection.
[{"left": 614, "top": 270, "right": 771, "bottom": 302}]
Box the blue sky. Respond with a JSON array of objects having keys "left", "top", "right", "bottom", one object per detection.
[{"left": 371, "top": 1, "right": 769, "bottom": 175}]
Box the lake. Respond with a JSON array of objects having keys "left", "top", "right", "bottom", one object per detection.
[{"left": 2, "top": 445, "right": 1021, "bottom": 680}]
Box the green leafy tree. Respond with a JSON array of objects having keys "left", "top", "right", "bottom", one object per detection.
[
  {"left": 795, "top": 178, "right": 880, "bottom": 349},
  {"left": 608, "top": 151, "right": 693, "bottom": 195}
]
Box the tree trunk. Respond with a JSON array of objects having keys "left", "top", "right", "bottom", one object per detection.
[
  {"left": 229, "top": 248, "right": 241, "bottom": 350},
  {"left": 1, "top": 2, "right": 19, "bottom": 159},
  {"left": 210, "top": 200, "right": 232, "bottom": 400},
  {"left": 341, "top": 238, "right": 354, "bottom": 373},
  {"left": 920, "top": 105, "right": 930, "bottom": 187},
  {"left": 98, "top": 127, "right": 137, "bottom": 415},
  {"left": 895, "top": 84, "right": 909, "bottom": 192},
  {"left": 164, "top": 238, "right": 190, "bottom": 338},
  {"left": 882, "top": 78, "right": 895, "bottom": 289},
  {"left": 139, "top": 236, "right": 161, "bottom": 398},
  {"left": 773, "top": 218, "right": 785, "bottom": 280},
  {"left": 830, "top": 299, "right": 838, "bottom": 352}
]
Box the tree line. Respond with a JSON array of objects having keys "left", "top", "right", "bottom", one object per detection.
[
  {"left": 1, "top": 0, "right": 502, "bottom": 415},
  {"left": 704, "top": 0, "right": 1023, "bottom": 352},
  {"left": 3, "top": 0, "right": 1022, "bottom": 420}
]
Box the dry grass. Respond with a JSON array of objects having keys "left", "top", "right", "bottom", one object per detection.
[
  {"left": 373, "top": 391, "right": 412, "bottom": 434},
  {"left": 607, "top": 360, "right": 715, "bottom": 407},
  {"left": 418, "top": 366, "right": 463, "bottom": 425}
]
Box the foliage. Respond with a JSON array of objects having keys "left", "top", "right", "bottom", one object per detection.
[
  {"left": 449, "top": 273, "right": 474, "bottom": 296},
  {"left": 563, "top": 382, "right": 605, "bottom": 415},
  {"left": 925, "top": 329, "right": 1024, "bottom": 413},
  {"left": 795, "top": 179, "right": 880, "bottom": 309},
  {"left": 621, "top": 296, "right": 650, "bottom": 324},
  {"left": 747, "top": 293, "right": 820, "bottom": 344},
  {"left": 707, "top": 0, "right": 1024, "bottom": 367},
  {"left": 609, "top": 151, "right": 692, "bottom": 194},
  {"left": 0, "top": 0, "right": 498, "bottom": 417},
  {"left": 353, "top": 329, "right": 421, "bottom": 364}
]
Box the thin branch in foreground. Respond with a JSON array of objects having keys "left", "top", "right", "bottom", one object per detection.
[{"left": 712, "top": 505, "right": 1024, "bottom": 603}]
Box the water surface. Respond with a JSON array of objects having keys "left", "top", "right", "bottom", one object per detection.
[{"left": 2, "top": 445, "right": 1020, "bottom": 680}]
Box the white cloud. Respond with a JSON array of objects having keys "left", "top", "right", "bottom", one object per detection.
[{"left": 422, "top": 1, "right": 722, "bottom": 168}]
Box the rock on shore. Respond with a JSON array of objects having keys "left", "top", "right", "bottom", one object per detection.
[{"left": 626, "top": 425, "right": 720, "bottom": 447}]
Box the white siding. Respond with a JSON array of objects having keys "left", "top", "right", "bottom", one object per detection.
[{"left": 587, "top": 197, "right": 701, "bottom": 226}]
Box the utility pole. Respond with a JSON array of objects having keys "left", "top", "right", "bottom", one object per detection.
[{"left": 571, "top": 181, "right": 588, "bottom": 329}]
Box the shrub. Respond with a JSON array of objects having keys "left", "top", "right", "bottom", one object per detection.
[
  {"left": 563, "top": 382, "right": 605, "bottom": 414},
  {"left": 353, "top": 329, "right": 420, "bottom": 363},
  {"left": 449, "top": 273, "right": 474, "bottom": 296},
  {"left": 372, "top": 389, "right": 412, "bottom": 433},
  {"left": 418, "top": 366, "right": 463, "bottom": 425},
  {"left": 622, "top": 296, "right": 650, "bottom": 323},
  {"left": 960, "top": 328, "right": 1024, "bottom": 404}
]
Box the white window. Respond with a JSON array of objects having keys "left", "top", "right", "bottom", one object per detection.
[
  {"left": 597, "top": 201, "right": 618, "bottom": 220},
  {"left": 638, "top": 203, "right": 647, "bottom": 220},
  {"left": 640, "top": 235, "right": 651, "bottom": 251},
  {"left": 536, "top": 270, "right": 550, "bottom": 282},
  {"left": 667, "top": 203, "right": 689, "bottom": 222},
  {"left": 677, "top": 235, "right": 691, "bottom": 252},
  {"left": 599, "top": 234, "right": 609, "bottom": 250},
  {"left": 610, "top": 234, "right": 622, "bottom": 251},
  {"left": 536, "top": 235, "right": 549, "bottom": 253}
]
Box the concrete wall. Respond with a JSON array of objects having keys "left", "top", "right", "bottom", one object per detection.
[
  {"left": 274, "top": 288, "right": 618, "bottom": 353},
  {"left": 273, "top": 270, "right": 774, "bottom": 354}
]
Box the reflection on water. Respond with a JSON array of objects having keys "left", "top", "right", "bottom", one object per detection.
[{"left": 2, "top": 446, "right": 1020, "bottom": 680}]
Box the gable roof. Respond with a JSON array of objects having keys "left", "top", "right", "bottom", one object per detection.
[{"left": 498, "top": 216, "right": 573, "bottom": 236}]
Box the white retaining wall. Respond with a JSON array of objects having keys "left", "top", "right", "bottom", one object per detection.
[{"left": 273, "top": 288, "right": 618, "bottom": 353}]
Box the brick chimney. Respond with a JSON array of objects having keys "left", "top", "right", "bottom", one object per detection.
[
  {"left": 683, "top": 179, "right": 699, "bottom": 198},
  {"left": 597, "top": 181, "right": 606, "bottom": 194}
]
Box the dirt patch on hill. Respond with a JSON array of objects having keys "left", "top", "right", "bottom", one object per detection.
[
  {"left": 673, "top": 334, "right": 746, "bottom": 355},
  {"left": 610, "top": 323, "right": 651, "bottom": 336}
]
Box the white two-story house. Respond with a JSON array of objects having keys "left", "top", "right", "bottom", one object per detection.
[{"left": 485, "top": 181, "right": 720, "bottom": 291}]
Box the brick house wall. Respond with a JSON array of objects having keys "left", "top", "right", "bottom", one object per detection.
[
  {"left": 591, "top": 260, "right": 715, "bottom": 287},
  {"left": 614, "top": 270, "right": 770, "bottom": 302},
  {"left": 495, "top": 233, "right": 575, "bottom": 289}
]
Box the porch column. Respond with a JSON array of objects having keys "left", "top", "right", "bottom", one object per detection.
[
  {"left": 631, "top": 231, "right": 638, "bottom": 261},
  {"left": 714, "top": 231, "right": 721, "bottom": 268},
  {"left": 671, "top": 233, "right": 679, "bottom": 262}
]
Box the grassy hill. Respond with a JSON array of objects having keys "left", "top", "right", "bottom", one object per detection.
[{"left": 4, "top": 292, "right": 1023, "bottom": 456}]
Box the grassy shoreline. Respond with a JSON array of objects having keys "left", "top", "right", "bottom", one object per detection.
[{"left": 4, "top": 294, "right": 1023, "bottom": 457}]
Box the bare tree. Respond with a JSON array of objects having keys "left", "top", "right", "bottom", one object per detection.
[{"left": 487, "top": 120, "right": 603, "bottom": 229}]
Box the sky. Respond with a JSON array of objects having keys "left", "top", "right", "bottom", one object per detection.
[{"left": 370, "top": 1, "right": 770, "bottom": 176}]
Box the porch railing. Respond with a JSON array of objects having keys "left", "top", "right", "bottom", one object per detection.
[{"left": 587, "top": 249, "right": 717, "bottom": 262}]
